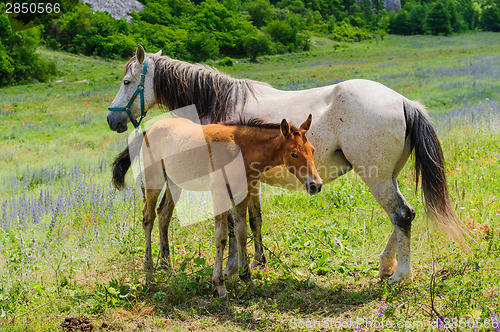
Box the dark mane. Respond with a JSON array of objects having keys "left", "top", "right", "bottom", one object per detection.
[
  {"left": 222, "top": 118, "right": 298, "bottom": 131},
  {"left": 142, "top": 56, "right": 256, "bottom": 123}
]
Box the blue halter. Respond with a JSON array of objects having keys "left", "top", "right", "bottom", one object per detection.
[{"left": 108, "top": 55, "right": 150, "bottom": 129}]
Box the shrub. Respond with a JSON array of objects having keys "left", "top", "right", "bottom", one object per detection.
[
  {"left": 329, "top": 21, "right": 373, "bottom": 42},
  {"left": 218, "top": 56, "right": 233, "bottom": 66}
]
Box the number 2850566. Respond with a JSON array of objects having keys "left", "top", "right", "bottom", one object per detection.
[{"left": 5, "top": 2, "right": 61, "bottom": 14}]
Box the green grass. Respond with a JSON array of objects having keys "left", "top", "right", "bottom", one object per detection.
[{"left": 0, "top": 33, "right": 499, "bottom": 331}]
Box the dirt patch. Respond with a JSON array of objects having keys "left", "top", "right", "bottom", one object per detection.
[{"left": 60, "top": 316, "right": 95, "bottom": 331}]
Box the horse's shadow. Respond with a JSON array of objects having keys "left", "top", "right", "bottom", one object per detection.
[{"left": 141, "top": 273, "right": 385, "bottom": 330}]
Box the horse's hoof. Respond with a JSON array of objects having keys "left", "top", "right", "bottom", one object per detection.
[
  {"left": 388, "top": 270, "right": 411, "bottom": 284},
  {"left": 379, "top": 267, "right": 397, "bottom": 280},
  {"left": 379, "top": 257, "right": 397, "bottom": 280}
]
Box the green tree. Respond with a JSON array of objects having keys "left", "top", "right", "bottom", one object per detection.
[
  {"left": 245, "top": 0, "right": 274, "bottom": 28},
  {"left": 185, "top": 32, "right": 219, "bottom": 62},
  {"left": 409, "top": 3, "right": 427, "bottom": 34},
  {"left": 457, "top": 0, "right": 477, "bottom": 30},
  {"left": 425, "top": 1, "right": 452, "bottom": 35},
  {"left": 265, "top": 20, "right": 296, "bottom": 50},
  {"left": 480, "top": 5, "right": 500, "bottom": 31},
  {"left": 243, "top": 34, "right": 272, "bottom": 62}
]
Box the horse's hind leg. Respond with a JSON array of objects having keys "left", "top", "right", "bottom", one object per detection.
[
  {"left": 156, "top": 183, "right": 181, "bottom": 272},
  {"left": 248, "top": 184, "right": 266, "bottom": 268},
  {"left": 143, "top": 188, "right": 162, "bottom": 283},
  {"left": 361, "top": 176, "right": 415, "bottom": 282}
]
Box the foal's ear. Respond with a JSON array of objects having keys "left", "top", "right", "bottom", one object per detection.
[
  {"left": 280, "top": 119, "right": 291, "bottom": 138},
  {"left": 155, "top": 50, "right": 162, "bottom": 56},
  {"left": 136, "top": 44, "right": 146, "bottom": 64},
  {"left": 300, "top": 114, "right": 312, "bottom": 132}
]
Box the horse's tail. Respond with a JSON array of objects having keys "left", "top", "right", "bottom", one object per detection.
[
  {"left": 112, "top": 132, "right": 146, "bottom": 190},
  {"left": 403, "top": 100, "right": 467, "bottom": 245}
]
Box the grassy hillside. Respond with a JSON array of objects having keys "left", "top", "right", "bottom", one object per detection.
[{"left": 0, "top": 32, "right": 499, "bottom": 331}]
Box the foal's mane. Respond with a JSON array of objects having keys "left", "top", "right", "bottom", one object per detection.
[
  {"left": 222, "top": 118, "right": 299, "bottom": 132},
  {"left": 126, "top": 55, "right": 258, "bottom": 123}
]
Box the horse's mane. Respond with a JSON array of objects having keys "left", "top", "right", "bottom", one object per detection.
[
  {"left": 222, "top": 117, "right": 298, "bottom": 132},
  {"left": 126, "top": 55, "right": 258, "bottom": 122}
]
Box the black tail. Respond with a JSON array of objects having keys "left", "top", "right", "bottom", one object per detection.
[
  {"left": 111, "top": 132, "right": 146, "bottom": 190},
  {"left": 404, "top": 100, "right": 467, "bottom": 244}
]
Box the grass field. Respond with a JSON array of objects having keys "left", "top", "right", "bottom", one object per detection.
[{"left": 0, "top": 32, "right": 499, "bottom": 331}]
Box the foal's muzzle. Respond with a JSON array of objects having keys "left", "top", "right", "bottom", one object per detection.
[{"left": 305, "top": 181, "right": 322, "bottom": 195}]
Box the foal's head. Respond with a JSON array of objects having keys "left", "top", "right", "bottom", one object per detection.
[{"left": 280, "top": 115, "right": 323, "bottom": 195}]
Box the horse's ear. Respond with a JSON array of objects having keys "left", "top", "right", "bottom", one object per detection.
[
  {"left": 300, "top": 114, "right": 312, "bottom": 132},
  {"left": 155, "top": 50, "right": 162, "bottom": 56},
  {"left": 136, "top": 44, "right": 145, "bottom": 64},
  {"left": 280, "top": 119, "right": 291, "bottom": 138}
]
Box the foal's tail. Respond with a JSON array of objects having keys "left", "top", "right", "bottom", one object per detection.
[
  {"left": 112, "top": 132, "right": 146, "bottom": 190},
  {"left": 403, "top": 100, "right": 467, "bottom": 245}
]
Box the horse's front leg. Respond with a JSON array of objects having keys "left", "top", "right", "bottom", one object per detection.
[
  {"left": 234, "top": 198, "right": 253, "bottom": 286},
  {"left": 143, "top": 189, "right": 162, "bottom": 283},
  {"left": 213, "top": 211, "right": 228, "bottom": 298}
]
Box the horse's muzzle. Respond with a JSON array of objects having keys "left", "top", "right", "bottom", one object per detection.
[
  {"left": 107, "top": 111, "right": 128, "bottom": 133},
  {"left": 306, "top": 181, "right": 322, "bottom": 195}
]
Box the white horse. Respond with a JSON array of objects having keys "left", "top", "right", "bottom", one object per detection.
[{"left": 107, "top": 45, "right": 464, "bottom": 284}]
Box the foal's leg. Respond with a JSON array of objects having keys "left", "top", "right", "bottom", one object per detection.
[
  {"left": 234, "top": 198, "right": 253, "bottom": 285},
  {"left": 143, "top": 188, "right": 162, "bottom": 283},
  {"left": 213, "top": 211, "right": 228, "bottom": 298},
  {"left": 156, "top": 183, "right": 181, "bottom": 271},
  {"left": 248, "top": 183, "right": 266, "bottom": 268},
  {"left": 225, "top": 184, "right": 266, "bottom": 280},
  {"left": 224, "top": 212, "right": 238, "bottom": 283}
]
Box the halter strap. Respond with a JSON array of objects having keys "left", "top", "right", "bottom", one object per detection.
[{"left": 108, "top": 55, "right": 150, "bottom": 129}]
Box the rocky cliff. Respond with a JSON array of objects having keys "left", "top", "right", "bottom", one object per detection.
[{"left": 80, "top": 0, "right": 145, "bottom": 21}]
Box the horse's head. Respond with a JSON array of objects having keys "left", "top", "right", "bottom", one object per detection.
[
  {"left": 280, "top": 114, "right": 323, "bottom": 195},
  {"left": 107, "top": 45, "right": 160, "bottom": 132}
]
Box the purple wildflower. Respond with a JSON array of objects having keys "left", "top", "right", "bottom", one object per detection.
[{"left": 491, "top": 311, "right": 500, "bottom": 332}]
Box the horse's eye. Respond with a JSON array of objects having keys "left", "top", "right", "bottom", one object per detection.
[
  {"left": 123, "top": 80, "right": 130, "bottom": 85},
  {"left": 291, "top": 153, "right": 298, "bottom": 158}
]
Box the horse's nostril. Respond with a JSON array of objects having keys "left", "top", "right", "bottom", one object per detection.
[
  {"left": 107, "top": 117, "right": 110, "bottom": 125},
  {"left": 309, "top": 183, "right": 317, "bottom": 192}
]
